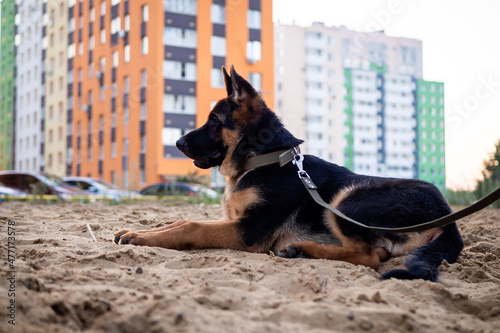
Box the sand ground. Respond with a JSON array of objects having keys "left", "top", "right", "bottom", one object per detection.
[{"left": 0, "top": 202, "right": 499, "bottom": 332}]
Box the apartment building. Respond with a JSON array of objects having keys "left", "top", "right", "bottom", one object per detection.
[
  {"left": 416, "top": 79, "right": 445, "bottom": 187},
  {"left": 15, "top": 0, "right": 46, "bottom": 172},
  {"left": 68, "top": 0, "right": 273, "bottom": 189},
  {"left": 44, "top": 0, "right": 69, "bottom": 177},
  {"left": 0, "top": 0, "right": 16, "bottom": 170},
  {"left": 275, "top": 23, "right": 445, "bottom": 189}
]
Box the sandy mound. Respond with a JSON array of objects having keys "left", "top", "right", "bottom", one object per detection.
[{"left": 0, "top": 202, "right": 499, "bottom": 332}]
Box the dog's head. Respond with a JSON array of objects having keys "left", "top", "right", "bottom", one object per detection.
[{"left": 176, "top": 66, "right": 303, "bottom": 175}]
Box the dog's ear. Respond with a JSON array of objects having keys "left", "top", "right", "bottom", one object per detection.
[
  {"left": 230, "top": 65, "right": 258, "bottom": 101},
  {"left": 222, "top": 66, "right": 233, "bottom": 96}
]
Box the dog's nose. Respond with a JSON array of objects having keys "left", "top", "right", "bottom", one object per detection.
[{"left": 176, "top": 137, "right": 186, "bottom": 150}]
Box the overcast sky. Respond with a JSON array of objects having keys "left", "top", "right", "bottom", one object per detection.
[{"left": 273, "top": 0, "right": 500, "bottom": 190}]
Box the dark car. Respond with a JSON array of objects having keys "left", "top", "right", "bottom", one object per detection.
[
  {"left": 0, "top": 171, "right": 87, "bottom": 200},
  {"left": 139, "top": 182, "right": 219, "bottom": 198}
]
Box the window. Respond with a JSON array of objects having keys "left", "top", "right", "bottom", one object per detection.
[
  {"left": 247, "top": 41, "right": 261, "bottom": 63},
  {"left": 111, "top": 142, "right": 117, "bottom": 158},
  {"left": 141, "top": 36, "right": 149, "bottom": 55},
  {"left": 164, "top": 0, "right": 197, "bottom": 15},
  {"left": 142, "top": 5, "right": 149, "bottom": 22},
  {"left": 141, "top": 70, "right": 147, "bottom": 87},
  {"left": 163, "top": 27, "right": 197, "bottom": 48},
  {"left": 164, "top": 94, "right": 196, "bottom": 114},
  {"left": 124, "top": 45, "right": 130, "bottom": 62},
  {"left": 211, "top": 4, "right": 225, "bottom": 24},
  {"left": 249, "top": 73, "right": 261, "bottom": 92},
  {"left": 124, "top": 76, "right": 130, "bottom": 92},
  {"left": 68, "top": 44, "right": 76, "bottom": 58},
  {"left": 162, "top": 127, "right": 182, "bottom": 146},
  {"left": 112, "top": 51, "right": 119, "bottom": 67},
  {"left": 141, "top": 136, "right": 146, "bottom": 152},
  {"left": 124, "top": 15, "right": 130, "bottom": 31},
  {"left": 163, "top": 61, "right": 196, "bottom": 81},
  {"left": 211, "top": 36, "right": 226, "bottom": 57},
  {"left": 124, "top": 138, "right": 129, "bottom": 156},
  {"left": 111, "top": 17, "right": 121, "bottom": 34},
  {"left": 247, "top": 10, "right": 261, "bottom": 29},
  {"left": 89, "top": 63, "right": 94, "bottom": 78},
  {"left": 140, "top": 169, "right": 146, "bottom": 185},
  {"left": 124, "top": 106, "right": 129, "bottom": 125},
  {"left": 100, "top": 29, "right": 106, "bottom": 44},
  {"left": 211, "top": 68, "right": 225, "bottom": 88},
  {"left": 100, "top": 1, "right": 106, "bottom": 15}
]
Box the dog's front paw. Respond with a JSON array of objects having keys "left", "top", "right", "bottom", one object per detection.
[
  {"left": 279, "top": 243, "right": 311, "bottom": 258},
  {"left": 114, "top": 229, "right": 131, "bottom": 244},
  {"left": 115, "top": 230, "right": 153, "bottom": 246}
]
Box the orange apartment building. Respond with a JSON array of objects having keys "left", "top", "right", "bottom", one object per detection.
[{"left": 69, "top": 0, "right": 274, "bottom": 189}]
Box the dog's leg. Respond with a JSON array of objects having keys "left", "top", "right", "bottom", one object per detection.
[
  {"left": 115, "top": 220, "right": 244, "bottom": 250},
  {"left": 279, "top": 240, "right": 382, "bottom": 270},
  {"left": 114, "top": 220, "right": 194, "bottom": 244}
]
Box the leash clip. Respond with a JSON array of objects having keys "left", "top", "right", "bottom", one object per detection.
[{"left": 291, "top": 148, "right": 314, "bottom": 188}]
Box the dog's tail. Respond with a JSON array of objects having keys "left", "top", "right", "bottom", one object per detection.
[{"left": 382, "top": 223, "right": 464, "bottom": 282}]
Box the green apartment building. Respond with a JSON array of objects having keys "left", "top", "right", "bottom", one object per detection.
[
  {"left": 340, "top": 69, "right": 446, "bottom": 190},
  {"left": 416, "top": 79, "right": 446, "bottom": 189},
  {"left": 0, "top": 0, "right": 16, "bottom": 170}
]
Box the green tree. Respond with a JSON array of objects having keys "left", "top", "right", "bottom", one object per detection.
[{"left": 475, "top": 139, "right": 500, "bottom": 207}]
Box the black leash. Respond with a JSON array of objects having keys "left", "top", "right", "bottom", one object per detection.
[{"left": 243, "top": 147, "right": 500, "bottom": 233}]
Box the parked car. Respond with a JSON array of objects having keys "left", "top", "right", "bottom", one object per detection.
[
  {"left": 63, "top": 177, "right": 142, "bottom": 201},
  {"left": 0, "top": 171, "right": 87, "bottom": 200},
  {"left": 0, "top": 182, "right": 27, "bottom": 197},
  {"left": 139, "top": 182, "right": 219, "bottom": 199}
]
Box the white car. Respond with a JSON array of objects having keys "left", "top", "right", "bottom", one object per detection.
[
  {"left": 62, "top": 177, "right": 142, "bottom": 201},
  {"left": 0, "top": 182, "right": 27, "bottom": 198}
]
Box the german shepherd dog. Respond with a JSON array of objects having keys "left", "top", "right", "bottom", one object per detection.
[{"left": 114, "top": 66, "right": 464, "bottom": 281}]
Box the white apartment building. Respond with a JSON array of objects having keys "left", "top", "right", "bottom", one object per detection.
[
  {"left": 275, "top": 22, "right": 429, "bottom": 180},
  {"left": 15, "top": 0, "right": 46, "bottom": 172}
]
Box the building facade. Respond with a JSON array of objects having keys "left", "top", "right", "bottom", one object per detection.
[
  {"left": 416, "top": 79, "right": 445, "bottom": 187},
  {"left": 0, "top": 0, "right": 16, "bottom": 170},
  {"left": 275, "top": 23, "right": 445, "bottom": 189},
  {"left": 68, "top": 0, "right": 273, "bottom": 189},
  {"left": 44, "top": 0, "right": 69, "bottom": 177},
  {"left": 15, "top": 0, "right": 46, "bottom": 172}
]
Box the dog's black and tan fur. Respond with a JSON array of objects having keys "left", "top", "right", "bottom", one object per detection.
[{"left": 114, "top": 66, "right": 464, "bottom": 281}]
